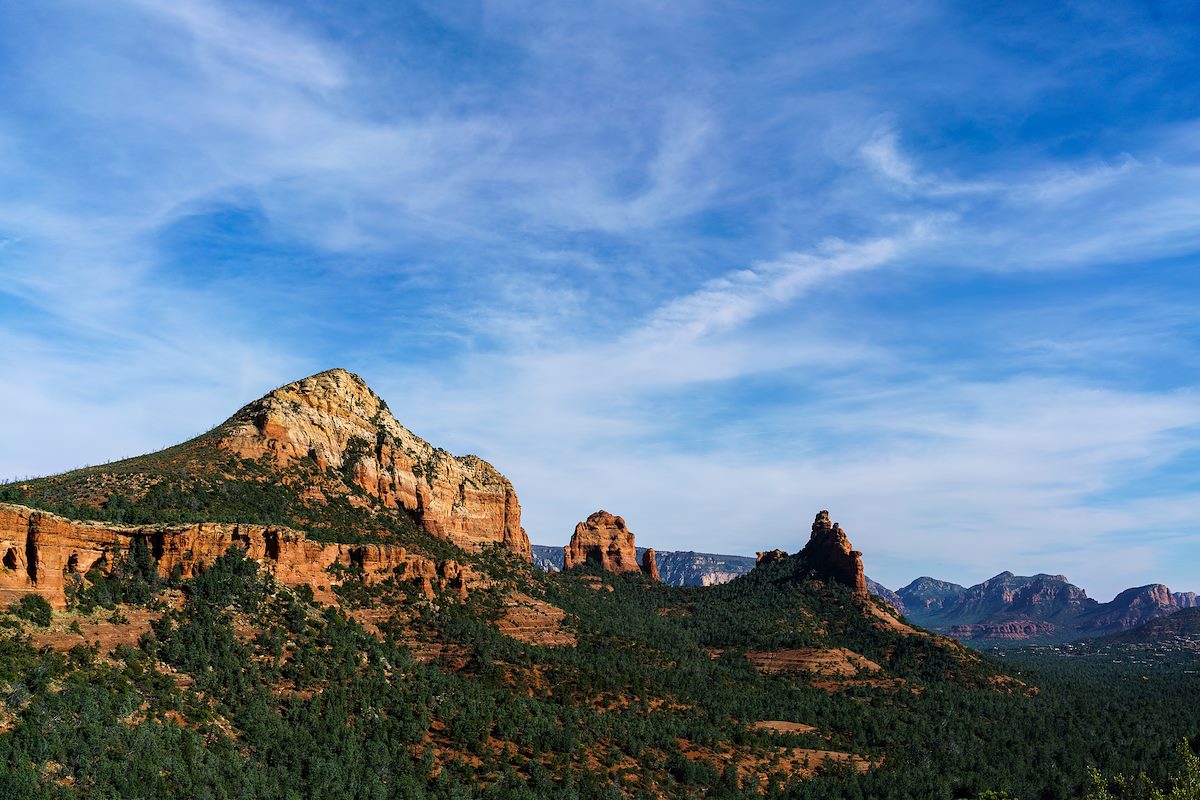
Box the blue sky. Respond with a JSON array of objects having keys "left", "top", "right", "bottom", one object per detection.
[{"left": 2, "top": 0, "right": 1199, "bottom": 600}]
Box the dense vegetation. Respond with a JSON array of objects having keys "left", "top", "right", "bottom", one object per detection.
[
  {"left": 1, "top": 537, "right": 1198, "bottom": 798},
  {"left": 3, "top": 438, "right": 1199, "bottom": 798}
]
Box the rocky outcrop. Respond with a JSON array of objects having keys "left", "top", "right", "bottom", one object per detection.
[
  {"left": 218, "top": 369, "right": 529, "bottom": 559},
  {"left": 800, "top": 511, "right": 867, "bottom": 595},
  {"left": 756, "top": 549, "right": 788, "bottom": 568},
  {"left": 563, "top": 511, "right": 657, "bottom": 579},
  {"left": 0, "top": 503, "right": 473, "bottom": 609},
  {"left": 641, "top": 548, "right": 660, "bottom": 581}
]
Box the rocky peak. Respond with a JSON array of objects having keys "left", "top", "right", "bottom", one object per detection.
[
  {"left": 563, "top": 511, "right": 658, "bottom": 580},
  {"left": 218, "top": 369, "right": 530, "bottom": 560},
  {"left": 799, "top": 510, "right": 867, "bottom": 595}
]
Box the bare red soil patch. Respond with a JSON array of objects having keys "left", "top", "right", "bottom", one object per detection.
[
  {"left": 675, "top": 737, "right": 877, "bottom": 788},
  {"left": 29, "top": 608, "right": 160, "bottom": 654},
  {"left": 495, "top": 592, "right": 576, "bottom": 647},
  {"left": 751, "top": 720, "right": 819, "bottom": 735},
  {"left": 747, "top": 647, "right": 882, "bottom": 677}
]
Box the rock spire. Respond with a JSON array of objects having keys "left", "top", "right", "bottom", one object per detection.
[
  {"left": 641, "top": 548, "right": 661, "bottom": 581},
  {"left": 799, "top": 510, "right": 867, "bottom": 595}
]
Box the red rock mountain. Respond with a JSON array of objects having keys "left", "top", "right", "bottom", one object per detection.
[
  {"left": 219, "top": 369, "right": 529, "bottom": 559},
  {"left": 563, "top": 511, "right": 659, "bottom": 580}
]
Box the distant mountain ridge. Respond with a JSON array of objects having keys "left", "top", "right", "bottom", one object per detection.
[
  {"left": 531, "top": 544, "right": 755, "bottom": 587},
  {"left": 1092, "top": 607, "right": 1200, "bottom": 647},
  {"left": 878, "top": 571, "right": 1200, "bottom": 644}
]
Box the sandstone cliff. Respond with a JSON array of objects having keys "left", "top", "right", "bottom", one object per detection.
[
  {"left": 0, "top": 503, "right": 473, "bottom": 609},
  {"left": 800, "top": 511, "right": 867, "bottom": 595},
  {"left": 217, "top": 369, "right": 529, "bottom": 559},
  {"left": 563, "top": 511, "right": 658, "bottom": 580}
]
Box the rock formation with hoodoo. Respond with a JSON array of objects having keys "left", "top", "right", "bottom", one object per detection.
[
  {"left": 641, "top": 548, "right": 661, "bottom": 581},
  {"left": 800, "top": 510, "right": 868, "bottom": 595},
  {"left": 563, "top": 511, "right": 659, "bottom": 580},
  {"left": 0, "top": 503, "right": 474, "bottom": 609},
  {"left": 218, "top": 369, "right": 529, "bottom": 560}
]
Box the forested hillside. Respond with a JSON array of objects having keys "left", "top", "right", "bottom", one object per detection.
[{"left": 2, "top": 372, "right": 1197, "bottom": 798}]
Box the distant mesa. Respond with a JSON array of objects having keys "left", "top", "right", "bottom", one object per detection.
[
  {"left": 563, "top": 511, "right": 659, "bottom": 581},
  {"left": 0, "top": 502, "right": 473, "bottom": 610},
  {"left": 884, "top": 571, "right": 1200, "bottom": 644}
]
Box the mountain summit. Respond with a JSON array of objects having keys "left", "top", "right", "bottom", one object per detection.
[{"left": 215, "top": 369, "right": 528, "bottom": 558}]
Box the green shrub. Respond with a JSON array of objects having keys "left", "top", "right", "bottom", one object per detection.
[{"left": 12, "top": 593, "right": 52, "bottom": 627}]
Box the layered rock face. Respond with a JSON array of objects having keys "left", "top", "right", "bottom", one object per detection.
[
  {"left": 563, "top": 511, "right": 658, "bottom": 580},
  {"left": 0, "top": 503, "right": 473, "bottom": 609},
  {"left": 948, "top": 620, "right": 1060, "bottom": 641},
  {"left": 800, "top": 511, "right": 867, "bottom": 595},
  {"left": 218, "top": 369, "right": 529, "bottom": 560}
]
